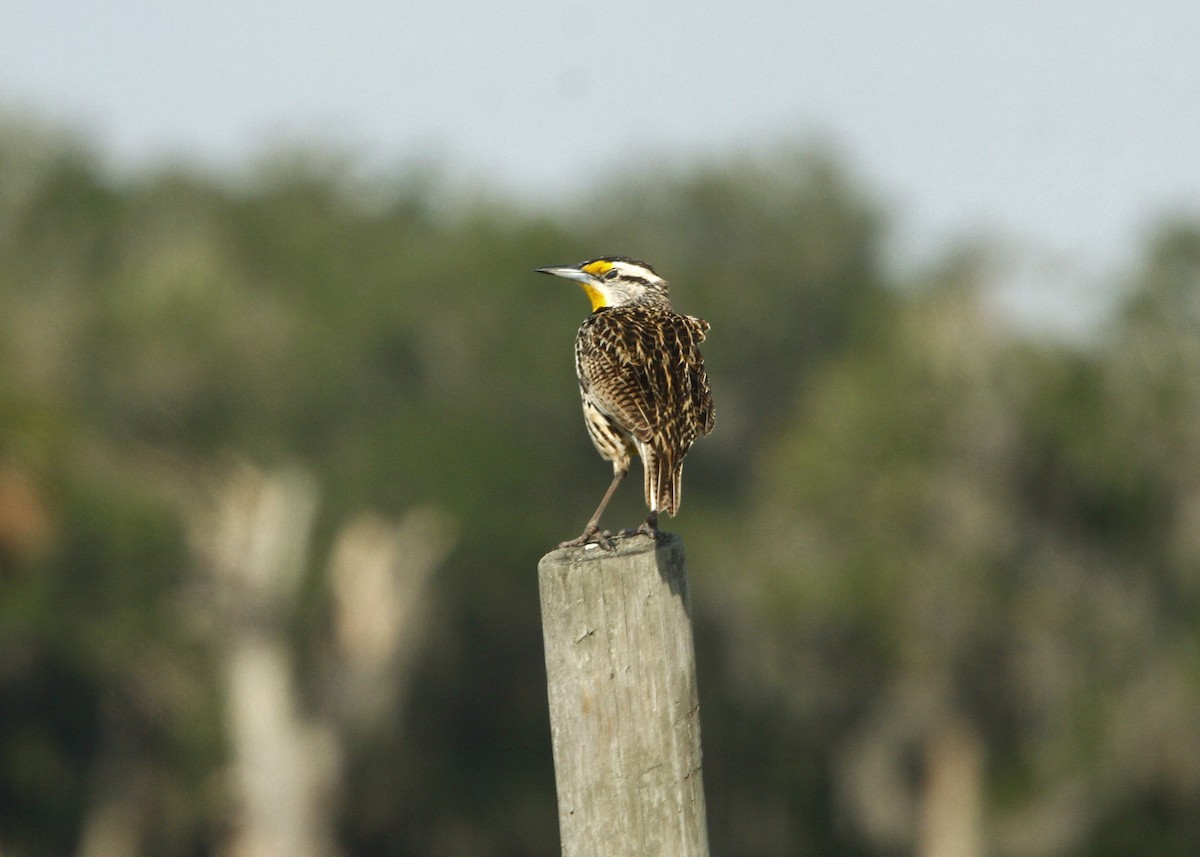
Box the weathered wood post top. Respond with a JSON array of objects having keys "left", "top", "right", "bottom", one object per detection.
[{"left": 538, "top": 533, "right": 710, "bottom": 857}]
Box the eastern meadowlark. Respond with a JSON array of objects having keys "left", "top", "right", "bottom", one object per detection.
[{"left": 537, "top": 257, "right": 715, "bottom": 549}]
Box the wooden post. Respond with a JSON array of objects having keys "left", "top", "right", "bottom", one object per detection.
[{"left": 538, "top": 533, "right": 710, "bottom": 857}]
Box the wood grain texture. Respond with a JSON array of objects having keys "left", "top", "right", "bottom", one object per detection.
[{"left": 538, "top": 534, "right": 710, "bottom": 857}]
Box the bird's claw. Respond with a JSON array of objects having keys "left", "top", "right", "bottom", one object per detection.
[
  {"left": 558, "top": 526, "right": 617, "bottom": 551},
  {"left": 619, "top": 523, "right": 659, "bottom": 541},
  {"left": 620, "top": 514, "right": 660, "bottom": 541}
]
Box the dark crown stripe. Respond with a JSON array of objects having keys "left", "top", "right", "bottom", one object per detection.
[{"left": 587, "top": 256, "right": 659, "bottom": 274}]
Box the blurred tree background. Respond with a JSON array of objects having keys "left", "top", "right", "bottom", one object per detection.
[{"left": 1, "top": 113, "right": 1198, "bottom": 857}]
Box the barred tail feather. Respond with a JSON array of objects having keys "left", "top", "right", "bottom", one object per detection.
[
  {"left": 639, "top": 446, "right": 683, "bottom": 517},
  {"left": 640, "top": 446, "right": 659, "bottom": 513},
  {"left": 660, "top": 458, "right": 683, "bottom": 516}
]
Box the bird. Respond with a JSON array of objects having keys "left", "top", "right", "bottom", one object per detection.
[{"left": 536, "top": 256, "right": 715, "bottom": 550}]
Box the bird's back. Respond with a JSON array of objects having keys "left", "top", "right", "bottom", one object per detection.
[{"left": 576, "top": 303, "right": 714, "bottom": 514}]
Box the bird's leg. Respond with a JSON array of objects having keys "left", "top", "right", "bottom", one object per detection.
[{"left": 558, "top": 467, "right": 627, "bottom": 550}]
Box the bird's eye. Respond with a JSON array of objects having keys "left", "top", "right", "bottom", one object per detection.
[{"left": 604, "top": 269, "right": 619, "bottom": 280}]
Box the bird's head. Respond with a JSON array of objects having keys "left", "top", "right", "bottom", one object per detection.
[{"left": 536, "top": 256, "right": 669, "bottom": 311}]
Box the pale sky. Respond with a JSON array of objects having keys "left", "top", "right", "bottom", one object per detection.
[{"left": 4, "top": 1, "right": 1200, "bottom": 325}]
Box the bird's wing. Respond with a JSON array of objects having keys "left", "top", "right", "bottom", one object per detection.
[
  {"left": 683, "top": 315, "right": 716, "bottom": 437},
  {"left": 579, "top": 308, "right": 713, "bottom": 445},
  {"left": 577, "top": 310, "right": 658, "bottom": 442}
]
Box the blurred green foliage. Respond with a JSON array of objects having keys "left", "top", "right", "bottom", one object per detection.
[{"left": 1, "top": 115, "right": 1199, "bottom": 857}]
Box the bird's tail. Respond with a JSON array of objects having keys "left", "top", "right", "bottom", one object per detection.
[{"left": 642, "top": 446, "right": 683, "bottom": 517}]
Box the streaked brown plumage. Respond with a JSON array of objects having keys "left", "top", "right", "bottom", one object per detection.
[{"left": 536, "top": 257, "right": 715, "bottom": 549}]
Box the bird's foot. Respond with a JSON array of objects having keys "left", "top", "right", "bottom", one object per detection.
[
  {"left": 558, "top": 526, "right": 617, "bottom": 551},
  {"left": 620, "top": 514, "right": 659, "bottom": 541}
]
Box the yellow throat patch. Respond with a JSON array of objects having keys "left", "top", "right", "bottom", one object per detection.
[
  {"left": 580, "top": 282, "right": 608, "bottom": 311},
  {"left": 580, "top": 260, "right": 614, "bottom": 310}
]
